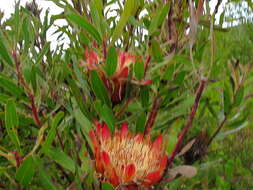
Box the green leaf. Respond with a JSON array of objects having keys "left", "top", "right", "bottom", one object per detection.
[
  {"left": 34, "top": 157, "right": 59, "bottom": 190},
  {"left": 41, "top": 112, "right": 64, "bottom": 153},
  {"left": 106, "top": 46, "right": 117, "bottom": 77},
  {"left": 102, "top": 182, "right": 115, "bottom": 190},
  {"left": 223, "top": 83, "right": 231, "bottom": 115},
  {"left": 100, "top": 104, "right": 116, "bottom": 132},
  {"left": 0, "top": 31, "right": 13, "bottom": 66},
  {"left": 174, "top": 71, "right": 186, "bottom": 85},
  {"left": 93, "top": 0, "right": 103, "bottom": 18},
  {"left": 91, "top": 70, "right": 111, "bottom": 106},
  {"left": 166, "top": 119, "right": 184, "bottom": 154},
  {"left": 149, "top": 3, "right": 170, "bottom": 35},
  {"left": 140, "top": 86, "right": 149, "bottom": 108},
  {"left": 0, "top": 94, "right": 10, "bottom": 103},
  {"left": 5, "top": 100, "right": 20, "bottom": 150},
  {"left": 151, "top": 41, "right": 163, "bottom": 62},
  {"left": 234, "top": 86, "right": 244, "bottom": 107},
  {"left": 163, "top": 64, "right": 174, "bottom": 81},
  {"left": 38, "top": 168, "right": 59, "bottom": 190},
  {"left": 134, "top": 61, "right": 144, "bottom": 80},
  {"left": 16, "top": 156, "right": 35, "bottom": 188},
  {"left": 35, "top": 42, "right": 50, "bottom": 64},
  {"left": 67, "top": 77, "right": 90, "bottom": 118},
  {"left": 111, "top": 0, "right": 136, "bottom": 44},
  {"left": 136, "top": 112, "right": 146, "bottom": 133},
  {"left": 46, "top": 147, "right": 75, "bottom": 173},
  {"left": 0, "top": 75, "right": 27, "bottom": 101},
  {"left": 22, "top": 16, "right": 31, "bottom": 52},
  {"left": 67, "top": 13, "right": 102, "bottom": 44},
  {"left": 73, "top": 106, "right": 92, "bottom": 135}
]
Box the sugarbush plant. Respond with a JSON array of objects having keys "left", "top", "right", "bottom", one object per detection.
[{"left": 0, "top": 0, "right": 253, "bottom": 189}]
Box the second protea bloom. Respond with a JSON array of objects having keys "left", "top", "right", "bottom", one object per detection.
[
  {"left": 89, "top": 122, "right": 168, "bottom": 189},
  {"left": 85, "top": 49, "right": 151, "bottom": 104}
]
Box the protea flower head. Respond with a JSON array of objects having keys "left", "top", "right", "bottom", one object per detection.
[
  {"left": 89, "top": 122, "right": 168, "bottom": 189},
  {"left": 85, "top": 49, "right": 151, "bottom": 104}
]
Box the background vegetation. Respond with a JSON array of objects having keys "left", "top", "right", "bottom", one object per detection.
[{"left": 0, "top": 0, "right": 253, "bottom": 189}]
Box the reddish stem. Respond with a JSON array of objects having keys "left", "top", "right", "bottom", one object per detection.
[
  {"left": 168, "top": 79, "right": 206, "bottom": 165},
  {"left": 144, "top": 55, "right": 151, "bottom": 77},
  {"left": 144, "top": 97, "right": 160, "bottom": 137},
  {"left": 12, "top": 50, "right": 41, "bottom": 127}
]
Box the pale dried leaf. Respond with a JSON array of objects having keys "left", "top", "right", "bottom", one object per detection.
[
  {"left": 167, "top": 165, "right": 197, "bottom": 182},
  {"left": 173, "top": 165, "right": 197, "bottom": 178},
  {"left": 177, "top": 138, "right": 196, "bottom": 157}
]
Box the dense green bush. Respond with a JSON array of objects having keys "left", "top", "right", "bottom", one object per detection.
[{"left": 0, "top": 0, "right": 252, "bottom": 189}]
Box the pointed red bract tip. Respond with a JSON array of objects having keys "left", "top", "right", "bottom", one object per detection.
[
  {"left": 109, "top": 169, "right": 120, "bottom": 187},
  {"left": 143, "top": 170, "right": 162, "bottom": 187},
  {"left": 141, "top": 80, "right": 152, "bottom": 85},
  {"left": 102, "top": 123, "right": 111, "bottom": 140},
  {"left": 125, "top": 164, "right": 136, "bottom": 182},
  {"left": 120, "top": 123, "right": 128, "bottom": 136},
  {"left": 101, "top": 151, "right": 111, "bottom": 166},
  {"left": 96, "top": 122, "right": 103, "bottom": 136},
  {"left": 85, "top": 49, "right": 98, "bottom": 70},
  {"left": 117, "top": 67, "right": 129, "bottom": 78},
  {"left": 134, "top": 133, "right": 144, "bottom": 142},
  {"left": 152, "top": 135, "right": 163, "bottom": 151}
]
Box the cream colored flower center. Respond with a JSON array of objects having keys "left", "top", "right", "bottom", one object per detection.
[{"left": 101, "top": 136, "right": 163, "bottom": 183}]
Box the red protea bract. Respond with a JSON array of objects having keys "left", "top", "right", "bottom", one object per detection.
[{"left": 89, "top": 122, "right": 167, "bottom": 189}]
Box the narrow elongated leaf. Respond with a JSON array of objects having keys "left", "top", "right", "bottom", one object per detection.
[
  {"left": 223, "top": 84, "right": 231, "bottom": 115},
  {"left": 0, "top": 29, "right": 13, "bottom": 66},
  {"left": 140, "top": 86, "right": 149, "bottom": 108},
  {"left": 67, "top": 13, "right": 102, "bottom": 44},
  {"left": 149, "top": 3, "right": 170, "bottom": 35},
  {"left": 0, "top": 94, "right": 10, "bottom": 103},
  {"left": 91, "top": 70, "right": 111, "bottom": 106},
  {"left": 134, "top": 61, "right": 144, "bottom": 80},
  {"left": 136, "top": 112, "right": 146, "bottom": 133},
  {"left": 67, "top": 77, "right": 90, "bottom": 118},
  {"left": 46, "top": 147, "right": 75, "bottom": 173},
  {"left": 22, "top": 16, "right": 31, "bottom": 52},
  {"left": 5, "top": 100, "right": 20, "bottom": 150},
  {"left": 106, "top": 46, "right": 117, "bottom": 77},
  {"left": 151, "top": 41, "right": 163, "bottom": 62},
  {"left": 42, "top": 112, "right": 64, "bottom": 153},
  {"left": 34, "top": 157, "right": 59, "bottom": 190},
  {"left": 35, "top": 42, "right": 50, "bottom": 64},
  {"left": 74, "top": 108, "right": 92, "bottom": 132},
  {"left": 16, "top": 156, "right": 35, "bottom": 188},
  {"left": 38, "top": 168, "right": 59, "bottom": 190},
  {"left": 0, "top": 75, "right": 27, "bottom": 101},
  {"left": 111, "top": 0, "right": 136, "bottom": 44},
  {"left": 174, "top": 71, "right": 186, "bottom": 85},
  {"left": 100, "top": 104, "right": 116, "bottom": 132},
  {"left": 234, "top": 86, "right": 244, "bottom": 106},
  {"left": 163, "top": 64, "right": 174, "bottom": 81}
]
